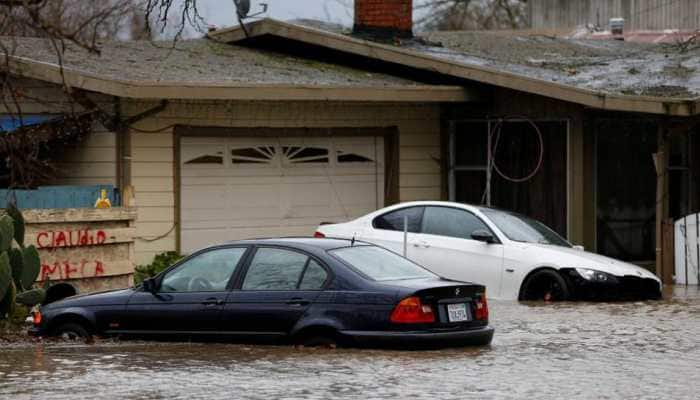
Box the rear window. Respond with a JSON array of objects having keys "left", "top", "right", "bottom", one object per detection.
[{"left": 329, "top": 245, "right": 435, "bottom": 281}]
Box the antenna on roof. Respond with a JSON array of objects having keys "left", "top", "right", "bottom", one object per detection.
[
  {"left": 234, "top": 0, "right": 250, "bottom": 18},
  {"left": 234, "top": 0, "right": 268, "bottom": 20},
  {"left": 233, "top": 0, "right": 268, "bottom": 38}
]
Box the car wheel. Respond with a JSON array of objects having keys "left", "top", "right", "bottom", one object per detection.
[
  {"left": 520, "top": 269, "right": 570, "bottom": 301},
  {"left": 54, "top": 322, "right": 91, "bottom": 341},
  {"left": 295, "top": 330, "right": 339, "bottom": 348}
]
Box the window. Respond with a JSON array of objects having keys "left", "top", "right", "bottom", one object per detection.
[
  {"left": 283, "top": 146, "right": 329, "bottom": 164},
  {"left": 231, "top": 147, "right": 276, "bottom": 164},
  {"left": 299, "top": 260, "right": 328, "bottom": 290},
  {"left": 373, "top": 207, "right": 424, "bottom": 233},
  {"left": 421, "top": 207, "right": 491, "bottom": 240},
  {"left": 160, "top": 247, "right": 246, "bottom": 292},
  {"left": 184, "top": 154, "right": 224, "bottom": 165},
  {"left": 482, "top": 208, "right": 570, "bottom": 247},
  {"left": 330, "top": 245, "right": 435, "bottom": 281},
  {"left": 337, "top": 150, "right": 373, "bottom": 163},
  {"left": 242, "top": 248, "right": 308, "bottom": 290}
]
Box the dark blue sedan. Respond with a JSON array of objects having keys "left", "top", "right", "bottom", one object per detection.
[{"left": 30, "top": 238, "right": 494, "bottom": 348}]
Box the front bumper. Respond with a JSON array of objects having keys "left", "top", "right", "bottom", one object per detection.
[
  {"left": 565, "top": 271, "right": 662, "bottom": 301},
  {"left": 340, "top": 325, "right": 494, "bottom": 349}
]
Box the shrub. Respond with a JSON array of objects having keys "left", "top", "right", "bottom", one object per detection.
[{"left": 134, "top": 251, "right": 183, "bottom": 284}]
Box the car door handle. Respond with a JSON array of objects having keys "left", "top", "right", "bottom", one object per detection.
[
  {"left": 412, "top": 241, "right": 430, "bottom": 248},
  {"left": 285, "top": 298, "right": 311, "bottom": 306},
  {"left": 202, "top": 298, "right": 223, "bottom": 306}
]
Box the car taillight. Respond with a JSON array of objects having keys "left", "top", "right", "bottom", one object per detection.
[
  {"left": 390, "top": 296, "right": 435, "bottom": 324},
  {"left": 313, "top": 231, "right": 325, "bottom": 238},
  {"left": 475, "top": 294, "right": 489, "bottom": 321},
  {"left": 32, "top": 310, "right": 42, "bottom": 326}
]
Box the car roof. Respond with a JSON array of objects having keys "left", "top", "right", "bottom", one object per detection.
[
  {"left": 372, "top": 201, "right": 482, "bottom": 213},
  {"left": 225, "top": 237, "right": 362, "bottom": 250}
]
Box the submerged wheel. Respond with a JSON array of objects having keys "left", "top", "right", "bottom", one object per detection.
[
  {"left": 520, "top": 269, "right": 570, "bottom": 301},
  {"left": 294, "top": 328, "right": 339, "bottom": 348},
  {"left": 54, "top": 322, "right": 91, "bottom": 341}
]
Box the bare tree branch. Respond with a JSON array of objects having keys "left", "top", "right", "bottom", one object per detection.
[{"left": 415, "top": 0, "right": 527, "bottom": 31}]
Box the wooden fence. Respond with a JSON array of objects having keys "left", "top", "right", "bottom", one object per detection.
[
  {"left": 23, "top": 207, "right": 137, "bottom": 293},
  {"left": 529, "top": 0, "right": 700, "bottom": 31}
]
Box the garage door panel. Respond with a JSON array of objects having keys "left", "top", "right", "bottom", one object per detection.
[
  {"left": 181, "top": 135, "right": 384, "bottom": 254},
  {"left": 228, "top": 185, "right": 280, "bottom": 207},
  {"left": 181, "top": 229, "right": 231, "bottom": 252},
  {"left": 181, "top": 168, "right": 281, "bottom": 178}
]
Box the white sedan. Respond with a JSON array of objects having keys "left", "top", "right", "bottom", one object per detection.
[{"left": 315, "top": 201, "right": 662, "bottom": 301}]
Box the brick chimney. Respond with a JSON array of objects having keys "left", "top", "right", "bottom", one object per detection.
[{"left": 354, "top": 0, "right": 413, "bottom": 39}]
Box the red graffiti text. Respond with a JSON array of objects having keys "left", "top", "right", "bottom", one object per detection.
[
  {"left": 36, "top": 229, "right": 107, "bottom": 249},
  {"left": 40, "top": 260, "right": 106, "bottom": 280}
]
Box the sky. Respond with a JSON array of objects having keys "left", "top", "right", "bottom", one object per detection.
[{"left": 195, "top": 0, "right": 354, "bottom": 30}]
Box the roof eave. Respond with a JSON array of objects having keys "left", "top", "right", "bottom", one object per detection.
[
  {"left": 209, "top": 19, "right": 700, "bottom": 116},
  {"left": 7, "top": 55, "right": 474, "bottom": 103}
]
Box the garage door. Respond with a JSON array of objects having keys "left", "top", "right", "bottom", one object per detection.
[{"left": 180, "top": 136, "right": 384, "bottom": 253}]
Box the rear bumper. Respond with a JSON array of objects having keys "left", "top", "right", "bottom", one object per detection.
[
  {"left": 27, "top": 326, "right": 42, "bottom": 337},
  {"left": 340, "top": 325, "right": 494, "bottom": 348}
]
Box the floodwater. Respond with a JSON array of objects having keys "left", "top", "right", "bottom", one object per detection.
[{"left": 1, "top": 287, "right": 699, "bottom": 400}]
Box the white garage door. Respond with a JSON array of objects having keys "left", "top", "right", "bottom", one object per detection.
[{"left": 180, "top": 136, "right": 384, "bottom": 253}]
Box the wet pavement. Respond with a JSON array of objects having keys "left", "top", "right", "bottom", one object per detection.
[{"left": 1, "top": 286, "right": 699, "bottom": 400}]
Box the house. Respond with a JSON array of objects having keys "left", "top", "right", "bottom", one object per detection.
[{"left": 3, "top": 0, "right": 700, "bottom": 285}]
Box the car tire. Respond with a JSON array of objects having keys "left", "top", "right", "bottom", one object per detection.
[
  {"left": 54, "top": 322, "right": 91, "bottom": 341},
  {"left": 520, "top": 269, "right": 570, "bottom": 301},
  {"left": 295, "top": 329, "right": 339, "bottom": 348}
]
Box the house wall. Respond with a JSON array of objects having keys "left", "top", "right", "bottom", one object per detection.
[
  {"left": 529, "top": 0, "right": 700, "bottom": 31},
  {"left": 123, "top": 100, "right": 443, "bottom": 264},
  {"left": 1, "top": 78, "right": 118, "bottom": 187}
]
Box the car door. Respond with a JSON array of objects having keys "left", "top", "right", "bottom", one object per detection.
[
  {"left": 220, "top": 247, "right": 329, "bottom": 338},
  {"left": 414, "top": 206, "right": 505, "bottom": 298},
  {"left": 359, "top": 206, "right": 425, "bottom": 258},
  {"left": 124, "top": 246, "right": 248, "bottom": 334}
]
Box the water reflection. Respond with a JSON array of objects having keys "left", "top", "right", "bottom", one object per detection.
[{"left": 2, "top": 286, "right": 699, "bottom": 400}]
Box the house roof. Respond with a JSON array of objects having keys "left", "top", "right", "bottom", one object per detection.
[
  {"left": 210, "top": 19, "right": 700, "bottom": 116},
  {"left": 2, "top": 36, "right": 473, "bottom": 102}
]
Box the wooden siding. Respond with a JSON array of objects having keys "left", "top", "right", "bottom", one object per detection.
[
  {"left": 529, "top": 0, "right": 700, "bottom": 31},
  {"left": 125, "top": 100, "right": 442, "bottom": 264},
  {"left": 1, "top": 77, "right": 118, "bottom": 187}
]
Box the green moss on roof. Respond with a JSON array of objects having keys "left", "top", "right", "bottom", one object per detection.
[{"left": 2, "top": 36, "right": 421, "bottom": 87}]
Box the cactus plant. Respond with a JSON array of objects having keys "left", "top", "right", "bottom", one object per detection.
[
  {"left": 6, "top": 204, "right": 25, "bottom": 247},
  {"left": 0, "top": 206, "right": 46, "bottom": 319},
  {"left": 0, "top": 253, "right": 10, "bottom": 301},
  {"left": 0, "top": 215, "right": 13, "bottom": 253}
]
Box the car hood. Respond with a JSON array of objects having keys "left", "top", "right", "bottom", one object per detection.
[
  {"left": 44, "top": 288, "right": 134, "bottom": 309},
  {"left": 527, "top": 244, "right": 660, "bottom": 281}
]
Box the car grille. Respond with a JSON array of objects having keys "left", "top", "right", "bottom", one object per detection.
[{"left": 616, "top": 276, "right": 662, "bottom": 300}]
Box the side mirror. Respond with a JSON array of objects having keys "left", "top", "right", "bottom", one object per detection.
[
  {"left": 471, "top": 230, "right": 495, "bottom": 244},
  {"left": 142, "top": 278, "right": 157, "bottom": 294}
]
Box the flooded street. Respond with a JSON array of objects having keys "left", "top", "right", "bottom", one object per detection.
[{"left": 2, "top": 287, "right": 699, "bottom": 400}]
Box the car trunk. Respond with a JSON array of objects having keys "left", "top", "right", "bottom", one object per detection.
[{"left": 384, "top": 279, "right": 488, "bottom": 331}]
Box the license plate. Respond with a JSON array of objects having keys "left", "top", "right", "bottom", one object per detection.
[{"left": 447, "top": 303, "right": 470, "bottom": 322}]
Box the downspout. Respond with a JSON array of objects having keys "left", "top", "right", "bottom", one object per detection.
[{"left": 114, "top": 97, "right": 132, "bottom": 191}]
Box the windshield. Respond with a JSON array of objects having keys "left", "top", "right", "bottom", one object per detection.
[
  {"left": 329, "top": 245, "right": 436, "bottom": 281},
  {"left": 481, "top": 208, "right": 571, "bottom": 247}
]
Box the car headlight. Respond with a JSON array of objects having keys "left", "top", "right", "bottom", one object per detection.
[{"left": 575, "top": 268, "right": 616, "bottom": 282}]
